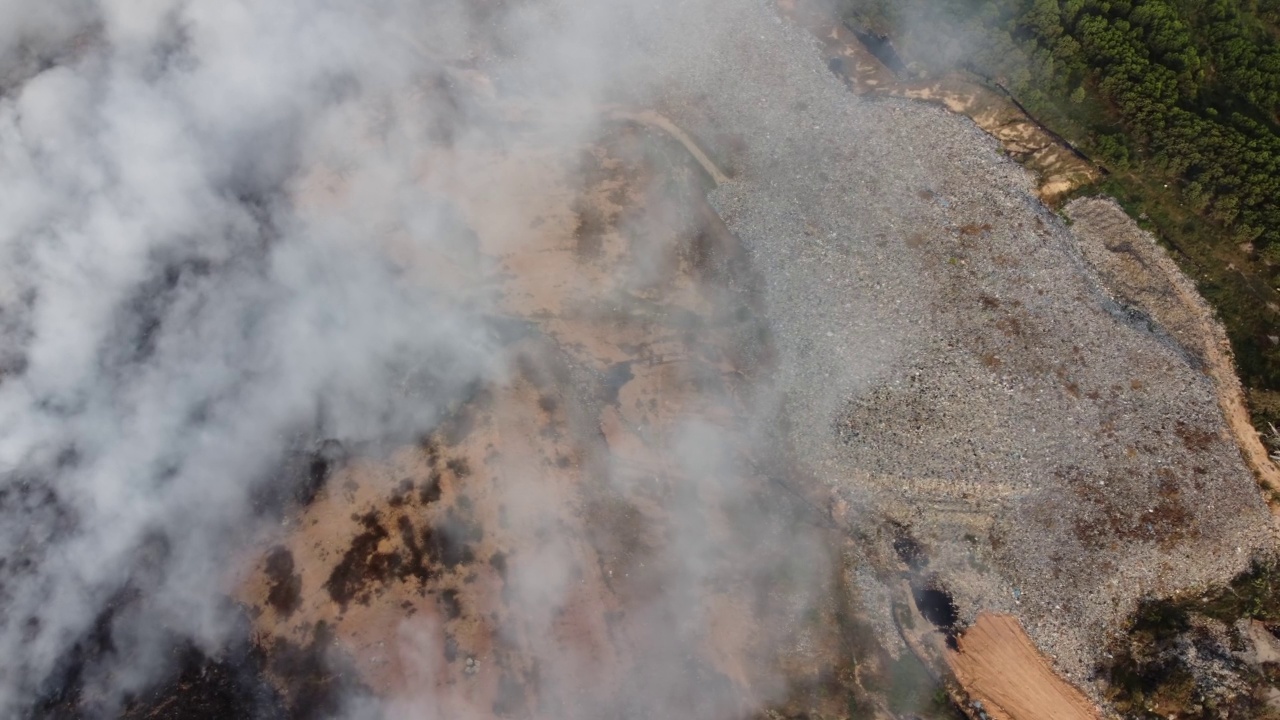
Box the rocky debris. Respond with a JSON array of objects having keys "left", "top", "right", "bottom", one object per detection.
[
  {"left": 778, "top": 0, "right": 1102, "bottom": 202},
  {"left": 641, "top": 0, "right": 1272, "bottom": 691},
  {"left": 1066, "top": 196, "right": 1280, "bottom": 503}
]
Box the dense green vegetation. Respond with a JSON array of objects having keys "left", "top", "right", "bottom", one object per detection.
[{"left": 840, "top": 0, "right": 1280, "bottom": 420}]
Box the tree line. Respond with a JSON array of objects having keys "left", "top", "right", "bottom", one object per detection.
[{"left": 844, "top": 0, "right": 1280, "bottom": 253}]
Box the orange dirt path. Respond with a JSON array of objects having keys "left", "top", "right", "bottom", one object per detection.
[{"left": 947, "top": 614, "right": 1101, "bottom": 720}]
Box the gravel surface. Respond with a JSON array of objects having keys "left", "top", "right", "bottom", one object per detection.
[{"left": 631, "top": 0, "right": 1274, "bottom": 688}]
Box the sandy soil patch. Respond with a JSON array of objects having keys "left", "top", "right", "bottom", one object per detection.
[{"left": 947, "top": 614, "right": 1100, "bottom": 720}]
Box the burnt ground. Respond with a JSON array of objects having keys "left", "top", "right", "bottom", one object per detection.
[
  {"left": 29, "top": 600, "right": 371, "bottom": 720},
  {"left": 115, "top": 643, "right": 286, "bottom": 720},
  {"left": 29, "top": 603, "right": 285, "bottom": 720}
]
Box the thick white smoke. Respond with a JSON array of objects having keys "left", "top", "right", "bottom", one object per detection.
[
  {"left": 0, "top": 0, "right": 518, "bottom": 712},
  {"left": 0, "top": 0, "right": 834, "bottom": 717}
]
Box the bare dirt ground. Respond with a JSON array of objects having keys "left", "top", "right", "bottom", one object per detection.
[{"left": 946, "top": 614, "right": 1100, "bottom": 720}]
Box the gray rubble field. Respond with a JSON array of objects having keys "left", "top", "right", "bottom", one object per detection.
[{"left": 638, "top": 0, "right": 1274, "bottom": 685}]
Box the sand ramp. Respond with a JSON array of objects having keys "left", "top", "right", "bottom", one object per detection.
[{"left": 947, "top": 614, "right": 1101, "bottom": 720}]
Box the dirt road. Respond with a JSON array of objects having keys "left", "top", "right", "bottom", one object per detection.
[{"left": 947, "top": 614, "right": 1100, "bottom": 720}]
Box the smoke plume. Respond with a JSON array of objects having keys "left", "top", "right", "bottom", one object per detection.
[{"left": 0, "top": 0, "right": 833, "bottom": 718}]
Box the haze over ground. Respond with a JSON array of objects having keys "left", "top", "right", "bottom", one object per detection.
[{"left": 0, "top": 1, "right": 1272, "bottom": 718}]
